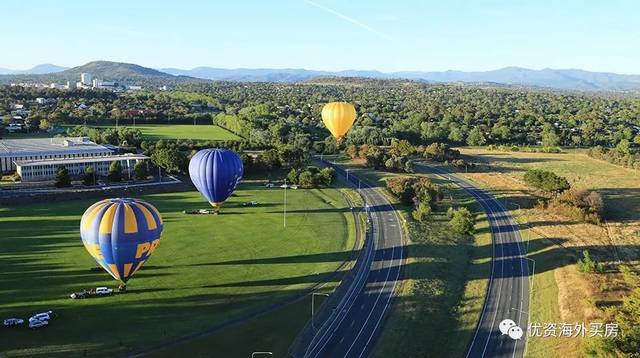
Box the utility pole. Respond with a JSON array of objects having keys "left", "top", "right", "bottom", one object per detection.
[{"left": 283, "top": 178, "right": 287, "bottom": 228}]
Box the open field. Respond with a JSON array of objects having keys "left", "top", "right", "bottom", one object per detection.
[
  {"left": 65, "top": 124, "right": 241, "bottom": 141},
  {"left": 456, "top": 147, "right": 640, "bottom": 357},
  {"left": 0, "top": 182, "right": 355, "bottom": 357},
  {"left": 327, "top": 156, "right": 491, "bottom": 357},
  {"left": 3, "top": 124, "right": 240, "bottom": 141}
]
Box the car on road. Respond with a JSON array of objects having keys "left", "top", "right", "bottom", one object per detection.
[
  {"left": 95, "top": 287, "right": 113, "bottom": 295},
  {"left": 70, "top": 291, "right": 89, "bottom": 299},
  {"left": 28, "top": 320, "right": 48, "bottom": 329},
  {"left": 3, "top": 318, "right": 24, "bottom": 326}
]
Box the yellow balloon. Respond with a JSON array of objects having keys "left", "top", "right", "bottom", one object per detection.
[{"left": 321, "top": 102, "right": 357, "bottom": 142}]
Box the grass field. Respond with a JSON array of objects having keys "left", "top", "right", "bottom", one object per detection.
[
  {"left": 3, "top": 124, "right": 241, "bottom": 141},
  {"left": 327, "top": 156, "right": 491, "bottom": 357},
  {"left": 0, "top": 182, "right": 355, "bottom": 357},
  {"left": 67, "top": 124, "right": 241, "bottom": 141},
  {"left": 457, "top": 147, "right": 640, "bottom": 357}
]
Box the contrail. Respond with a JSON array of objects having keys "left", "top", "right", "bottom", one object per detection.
[{"left": 303, "top": 0, "right": 392, "bottom": 40}]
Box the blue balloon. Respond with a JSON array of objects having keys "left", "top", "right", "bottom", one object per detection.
[
  {"left": 80, "top": 198, "right": 164, "bottom": 283},
  {"left": 188, "top": 149, "right": 244, "bottom": 208}
]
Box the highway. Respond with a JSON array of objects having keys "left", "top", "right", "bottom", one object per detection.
[
  {"left": 290, "top": 160, "right": 406, "bottom": 358},
  {"left": 416, "top": 163, "right": 530, "bottom": 358}
]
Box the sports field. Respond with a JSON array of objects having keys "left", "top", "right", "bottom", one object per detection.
[
  {"left": 0, "top": 183, "right": 355, "bottom": 356},
  {"left": 67, "top": 124, "right": 241, "bottom": 141}
]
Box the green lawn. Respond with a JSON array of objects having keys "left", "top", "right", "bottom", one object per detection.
[
  {"left": 67, "top": 124, "right": 241, "bottom": 141},
  {"left": 0, "top": 183, "right": 354, "bottom": 357}
]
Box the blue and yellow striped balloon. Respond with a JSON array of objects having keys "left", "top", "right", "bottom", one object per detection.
[{"left": 80, "top": 198, "right": 164, "bottom": 283}]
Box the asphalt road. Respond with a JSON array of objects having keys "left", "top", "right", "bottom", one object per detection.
[
  {"left": 417, "top": 163, "right": 530, "bottom": 358},
  {"left": 299, "top": 161, "right": 406, "bottom": 358}
]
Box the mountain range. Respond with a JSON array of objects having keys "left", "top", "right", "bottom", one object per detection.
[
  {"left": 161, "top": 66, "right": 640, "bottom": 91},
  {"left": 2, "top": 61, "right": 640, "bottom": 91}
]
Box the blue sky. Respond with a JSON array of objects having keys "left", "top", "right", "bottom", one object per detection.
[{"left": 2, "top": 0, "right": 639, "bottom": 73}]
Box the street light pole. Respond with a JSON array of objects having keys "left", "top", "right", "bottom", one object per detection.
[
  {"left": 283, "top": 178, "right": 287, "bottom": 228},
  {"left": 311, "top": 292, "right": 329, "bottom": 330}
]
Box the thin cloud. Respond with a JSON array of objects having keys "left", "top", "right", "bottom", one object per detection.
[{"left": 303, "top": 0, "right": 392, "bottom": 40}]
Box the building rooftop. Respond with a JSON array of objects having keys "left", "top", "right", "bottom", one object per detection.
[
  {"left": 0, "top": 137, "right": 111, "bottom": 156},
  {"left": 15, "top": 153, "right": 149, "bottom": 167}
]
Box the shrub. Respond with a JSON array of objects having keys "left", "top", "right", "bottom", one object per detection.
[
  {"left": 55, "top": 167, "right": 71, "bottom": 188},
  {"left": 83, "top": 166, "right": 96, "bottom": 186},
  {"left": 448, "top": 207, "right": 475, "bottom": 235},
  {"left": 134, "top": 161, "right": 148, "bottom": 180},
  {"left": 523, "top": 169, "right": 570, "bottom": 193},
  {"left": 107, "top": 161, "right": 122, "bottom": 182},
  {"left": 576, "top": 250, "right": 605, "bottom": 273}
]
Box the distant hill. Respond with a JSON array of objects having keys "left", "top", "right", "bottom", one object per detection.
[
  {"left": 162, "top": 66, "right": 640, "bottom": 91},
  {"left": 0, "top": 61, "right": 203, "bottom": 86},
  {"left": 0, "top": 63, "right": 68, "bottom": 75}
]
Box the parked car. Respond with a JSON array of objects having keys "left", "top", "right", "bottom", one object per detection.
[
  {"left": 265, "top": 183, "right": 274, "bottom": 188},
  {"left": 70, "top": 292, "right": 89, "bottom": 299},
  {"left": 243, "top": 201, "right": 259, "bottom": 206},
  {"left": 29, "top": 311, "right": 55, "bottom": 323},
  {"left": 95, "top": 287, "right": 113, "bottom": 295},
  {"left": 28, "top": 320, "right": 48, "bottom": 329},
  {"left": 3, "top": 318, "right": 24, "bottom": 326}
]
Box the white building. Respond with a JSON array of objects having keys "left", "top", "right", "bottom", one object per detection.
[
  {"left": 81, "top": 73, "right": 92, "bottom": 86},
  {"left": 0, "top": 137, "right": 113, "bottom": 173},
  {"left": 15, "top": 153, "right": 149, "bottom": 182}
]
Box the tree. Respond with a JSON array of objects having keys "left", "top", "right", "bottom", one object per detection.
[
  {"left": 541, "top": 124, "right": 560, "bottom": 147},
  {"left": 298, "top": 170, "right": 314, "bottom": 188},
  {"left": 287, "top": 168, "right": 299, "bottom": 184},
  {"left": 107, "top": 161, "right": 122, "bottom": 182},
  {"left": 467, "top": 127, "right": 486, "bottom": 146},
  {"left": 523, "top": 169, "right": 570, "bottom": 193},
  {"left": 83, "top": 166, "right": 96, "bottom": 186},
  {"left": 134, "top": 161, "right": 148, "bottom": 180},
  {"left": 151, "top": 148, "right": 187, "bottom": 174},
  {"left": 39, "top": 118, "right": 52, "bottom": 131},
  {"left": 448, "top": 207, "right": 475, "bottom": 235},
  {"left": 412, "top": 202, "right": 432, "bottom": 222},
  {"left": 55, "top": 166, "right": 71, "bottom": 188},
  {"left": 319, "top": 167, "right": 335, "bottom": 186},
  {"left": 615, "top": 139, "right": 631, "bottom": 155}
]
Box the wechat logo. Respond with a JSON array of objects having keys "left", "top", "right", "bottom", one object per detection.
[{"left": 499, "top": 319, "right": 524, "bottom": 340}]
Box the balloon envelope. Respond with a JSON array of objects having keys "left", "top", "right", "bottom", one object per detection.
[
  {"left": 80, "top": 198, "right": 164, "bottom": 283},
  {"left": 321, "top": 102, "right": 357, "bottom": 142},
  {"left": 189, "top": 149, "right": 244, "bottom": 207}
]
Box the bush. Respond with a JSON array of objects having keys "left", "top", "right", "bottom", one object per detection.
[
  {"left": 287, "top": 168, "right": 299, "bottom": 184},
  {"left": 107, "top": 161, "right": 122, "bottom": 182},
  {"left": 55, "top": 167, "right": 71, "bottom": 188},
  {"left": 412, "top": 202, "right": 432, "bottom": 222},
  {"left": 134, "top": 161, "right": 148, "bottom": 180},
  {"left": 298, "top": 170, "right": 314, "bottom": 188},
  {"left": 576, "top": 250, "right": 605, "bottom": 273},
  {"left": 83, "top": 166, "right": 96, "bottom": 186},
  {"left": 448, "top": 207, "right": 475, "bottom": 235},
  {"left": 318, "top": 167, "right": 335, "bottom": 186},
  {"left": 523, "top": 169, "right": 570, "bottom": 193}
]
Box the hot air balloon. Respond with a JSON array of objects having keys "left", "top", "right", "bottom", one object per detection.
[
  {"left": 80, "top": 198, "right": 164, "bottom": 285},
  {"left": 189, "top": 148, "right": 243, "bottom": 212},
  {"left": 321, "top": 102, "right": 357, "bottom": 143}
]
